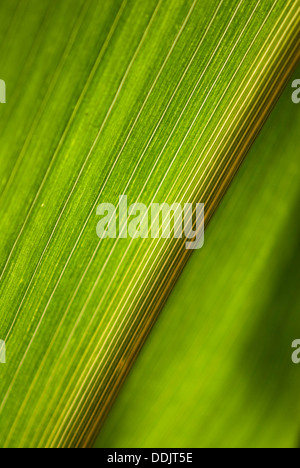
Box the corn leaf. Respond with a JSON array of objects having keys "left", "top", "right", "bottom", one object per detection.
[{"left": 0, "top": 0, "right": 299, "bottom": 448}]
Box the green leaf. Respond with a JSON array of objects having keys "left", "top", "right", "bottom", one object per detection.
[
  {"left": 95, "top": 67, "right": 300, "bottom": 449},
  {"left": 0, "top": 0, "right": 299, "bottom": 448}
]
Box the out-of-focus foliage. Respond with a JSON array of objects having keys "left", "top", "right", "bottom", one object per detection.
[{"left": 96, "top": 68, "right": 300, "bottom": 448}]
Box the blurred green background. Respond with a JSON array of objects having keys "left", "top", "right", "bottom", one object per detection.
[{"left": 96, "top": 66, "right": 300, "bottom": 448}]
